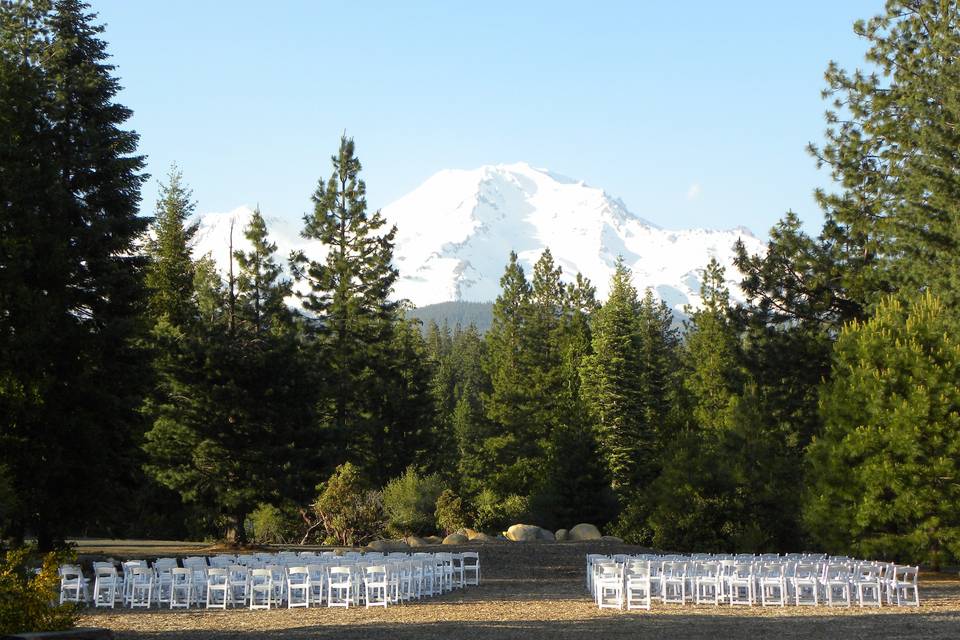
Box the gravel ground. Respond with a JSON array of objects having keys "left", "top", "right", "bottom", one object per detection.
[{"left": 78, "top": 542, "right": 960, "bottom": 640}]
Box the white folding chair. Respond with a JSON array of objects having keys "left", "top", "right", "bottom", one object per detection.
[
  {"left": 462, "top": 552, "right": 480, "bottom": 586},
  {"left": 595, "top": 561, "right": 624, "bottom": 610},
  {"left": 286, "top": 566, "right": 310, "bottom": 608},
  {"left": 169, "top": 567, "right": 193, "bottom": 609},
  {"left": 759, "top": 563, "right": 786, "bottom": 606},
  {"left": 93, "top": 565, "right": 119, "bottom": 608},
  {"left": 205, "top": 567, "right": 230, "bottom": 609},
  {"left": 249, "top": 568, "right": 274, "bottom": 609},
  {"left": 364, "top": 565, "right": 389, "bottom": 608},
  {"left": 824, "top": 563, "right": 852, "bottom": 607},
  {"left": 127, "top": 566, "right": 153, "bottom": 609},
  {"left": 893, "top": 566, "right": 920, "bottom": 606},
  {"left": 307, "top": 564, "right": 326, "bottom": 606},
  {"left": 626, "top": 560, "right": 652, "bottom": 610},
  {"left": 328, "top": 566, "right": 353, "bottom": 608},
  {"left": 728, "top": 563, "right": 755, "bottom": 606},
  {"left": 853, "top": 563, "right": 884, "bottom": 607},
  {"left": 58, "top": 565, "right": 89, "bottom": 605},
  {"left": 792, "top": 563, "right": 820, "bottom": 606}
]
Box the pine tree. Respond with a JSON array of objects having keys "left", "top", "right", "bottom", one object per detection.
[
  {"left": 376, "top": 314, "right": 437, "bottom": 482},
  {"left": 425, "top": 320, "right": 457, "bottom": 483},
  {"left": 292, "top": 136, "right": 400, "bottom": 478},
  {"left": 0, "top": 0, "right": 147, "bottom": 548},
  {"left": 805, "top": 293, "right": 960, "bottom": 567},
  {"left": 144, "top": 211, "right": 320, "bottom": 541},
  {"left": 234, "top": 206, "right": 292, "bottom": 334},
  {"left": 738, "top": 2, "right": 960, "bottom": 326},
  {"left": 145, "top": 167, "right": 198, "bottom": 328},
  {"left": 447, "top": 325, "right": 492, "bottom": 498},
  {"left": 481, "top": 252, "right": 538, "bottom": 498},
  {"left": 579, "top": 259, "right": 646, "bottom": 496},
  {"left": 683, "top": 259, "right": 744, "bottom": 431},
  {"left": 647, "top": 259, "right": 744, "bottom": 550}
]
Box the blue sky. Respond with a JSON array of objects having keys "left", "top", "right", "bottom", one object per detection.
[{"left": 93, "top": 1, "right": 880, "bottom": 237}]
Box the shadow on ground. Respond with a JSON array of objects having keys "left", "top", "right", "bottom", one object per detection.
[{"left": 114, "top": 611, "right": 960, "bottom": 640}]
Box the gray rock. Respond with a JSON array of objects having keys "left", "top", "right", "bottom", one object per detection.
[
  {"left": 555, "top": 528, "right": 569, "bottom": 541},
  {"left": 471, "top": 533, "right": 497, "bottom": 543},
  {"left": 569, "top": 523, "right": 603, "bottom": 541},
  {"left": 442, "top": 533, "right": 469, "bottom": 545},
  {"left": 367, "top": 539, "right": 409, "bottom": 552},
  {"left": 505, "top": 523, "right": 542, "bottom": 542}
]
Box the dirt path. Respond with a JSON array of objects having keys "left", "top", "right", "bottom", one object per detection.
[{"left": 79, "top": 542, "right": 960, "bottom": 640}]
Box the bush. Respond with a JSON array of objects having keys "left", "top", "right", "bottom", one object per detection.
[
  {"left": 471, "top": 489, "right": 529, "bottom": 533},
  {"left": 248, "top": 503, "right": 300, "bottom": 544},
  {"left": 382, "top": 466, "right": 445, "bottom": 537},
  {"left": 0, "top": 546, "right": 78, "bottom": 635},
  {"left": 435, "top": 489, "right": 467, "bottom": 535},
  {"left": 311, "top": 463, "right": 385, "bottom": 546}
]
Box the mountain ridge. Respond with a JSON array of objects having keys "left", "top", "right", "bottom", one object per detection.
[{"left": 191, "top": 162, "right": 766, "bottom": 314}]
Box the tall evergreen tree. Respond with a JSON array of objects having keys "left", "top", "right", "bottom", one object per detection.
[
  {"left": 292, "top": 136, "right": 431, "bottom": 484},
  {"left": 647, "top": 260, "right": 744, "bottom": 550},
  {"left": 377, "top": 314, "right": 437, "bottom": 481},
  {"left": 145, "top": 211, "right": 319, "bottom": 541},
  {"left": 481, "top": 252, "right": 538, "bottom": 498},
  {"left": 0, "top": 0, "right": 147, "bottom": 548},
  {"left": 579, "top": 259, "right": 646, "bottom": 497},
  {"left": 446, "top": 324, "right": 492, "bottom": 498},
  {"left": 737, "top": 2, "right": 960, "bottom": 325},
  {"left": 145, "top": 167, "right": 198, "bottom": 328},
  {"left": 234, "top": 206, "right": 292, "bottom": 334},
  {"left": 806, "top": 293, "right": 960, "bottom": 568}
]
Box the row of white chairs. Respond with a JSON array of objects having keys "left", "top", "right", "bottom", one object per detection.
[
  {"left": 587, "top": 553, "right": 920, "bottom": 610},
  {"left": 59, "top": 551, "right": 480, "bottom": 610}
]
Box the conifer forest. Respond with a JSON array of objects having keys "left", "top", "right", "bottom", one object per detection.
[{"left": 3, "top": 0, "right": 960, "bottom": 570}]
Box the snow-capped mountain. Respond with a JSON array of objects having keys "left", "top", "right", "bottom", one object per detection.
[
  {"left": 192, "top": 162, "right": 766, "bottom": 314},
  {"left": 387, "top": 162, "right": 764, "bottom": 312}
]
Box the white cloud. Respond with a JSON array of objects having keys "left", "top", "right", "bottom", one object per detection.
[{"left": 686, "top": 182, "right": 702, "bottom": 201}]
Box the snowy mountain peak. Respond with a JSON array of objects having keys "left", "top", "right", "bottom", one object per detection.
[
  {"left": 385, "top": 163, "right": 762, "bottom": 310},
  {"left": 192, "top": 165, "right": 766, "bottom": 315}
]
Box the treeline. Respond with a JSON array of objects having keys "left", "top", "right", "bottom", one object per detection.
[{"left": 3, "top": 1, "right": 960, "bottom": 567}]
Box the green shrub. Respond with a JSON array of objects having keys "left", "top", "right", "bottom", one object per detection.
[
  {"left": 434, "top": 489, "right": 467, "bottom": 535},
  {"left": 0, "top": 546, "right": 78, "bottom": 635},
  {"left": 472, "top": 489, "right": 529, "bottom": 533},
  {"left": 382, "top": 466, "right": 445, "bottom": 537},
  {"left": 248, "top": 503, "right": 299, "bottom": 544},
  {"left": 312, "top": 463, "right": 385, "bottom": 546}
]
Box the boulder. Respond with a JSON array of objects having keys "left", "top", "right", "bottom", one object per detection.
[
  {"left": 555, "top": 528, "right": 569, "bottom": 541},
  {"left": 424, "top": 535, "right": 444, "bottom": 545},
  {"left": 601, "top": 535, "right": 624, "bottom": 543},
  {"left": 471, "top": 533, "right": 497, "bottom": 543},
  {"left": 462, "top": 528, "right": 479, "bottom": 539},
  {"left": 539, "top": 528, "right": 556, "bottom": 541},
  {"left": 367, "top": 538, "right": 409, "bottom": 552},
  {"left": 442, "top": 533, "right": 469, "bottom": 545},
  {"left": 405, "top": 536, "right": 428, "bottom": 547},
  {"left": 569, "top": 523, "right": 603, "bottom": 541},
  {"left": 505, "top": 523, "right": 543, "bottom": 542}
]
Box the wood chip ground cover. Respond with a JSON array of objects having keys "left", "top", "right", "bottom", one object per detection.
[{"left": 78, "top": 542, "right": 960, "bottom": 639}]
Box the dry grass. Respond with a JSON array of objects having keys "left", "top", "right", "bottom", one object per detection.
[{"left": 78, "top": 542, "right": 960, "bottom": 639}]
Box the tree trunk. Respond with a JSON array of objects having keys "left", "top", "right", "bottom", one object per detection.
[
  {"left": 36, "top": 520, "right": 54, "bottom": 552},
  {"left": 234, "top": 512, "right": 248, "bottom": 545}
]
